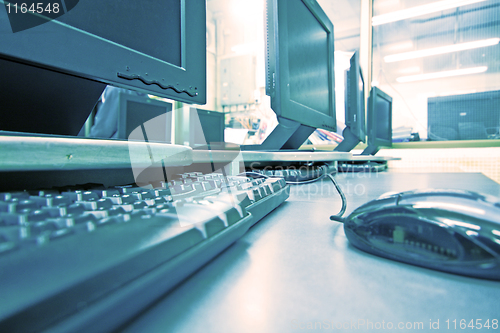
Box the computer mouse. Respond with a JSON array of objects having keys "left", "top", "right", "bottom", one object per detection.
[{"left": 343, "top": 189, "right": 500, "bottom": 280}]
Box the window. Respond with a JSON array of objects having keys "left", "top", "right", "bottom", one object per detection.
[{"left": 372, "top": 0, "right": 500, "bottom": 143}]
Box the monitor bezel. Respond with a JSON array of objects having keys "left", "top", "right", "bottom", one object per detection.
[
  {"left": 0, "top": 0, "right": 206, "bottom": 105},
  {"left": 267, "top": 0, "right": 336, "bottom": 132},
  {"left": 367, "top": 86, "right": 393, "bottom": 149}
]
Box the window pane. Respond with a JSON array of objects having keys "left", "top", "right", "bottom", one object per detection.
[{"left": 372, "top": 0, "right": 500, "bottom": 142}]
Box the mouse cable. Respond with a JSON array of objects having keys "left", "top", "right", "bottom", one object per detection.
[
  {"left": 281, "top": 164, "right": 331, "bottom": 185},
  {"left": 326, "top": 173, "right": 347, "bottom": 223},
  {"left": 240, "top": 169, "right": 326, "bottom": 185},
  {"left": 239, "top": 170, "right": 347, "bottom": 221}
]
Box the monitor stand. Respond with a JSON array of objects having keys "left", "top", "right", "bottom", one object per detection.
[
  {"left": 333, "top": 126, "right": 361, "bottom": 152},
  {"left": 337, "top": 143, "right": 403, "bottom": 173},
  {"left": 360, "top": 144, "right": 379, "bottom": 155},
  {"left": 238, "top": 117, "right": 351, "bottom": 180},
  {"left": 241, "top": 117, "right": 315, "bottom": 152}
]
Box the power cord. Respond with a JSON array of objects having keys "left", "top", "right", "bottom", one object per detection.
[
  {"left": 241, "top": 165, "right": 348, "bottom": 222},
  {"left": 326, "top": 173, "right": 347, "bottom": 223}
]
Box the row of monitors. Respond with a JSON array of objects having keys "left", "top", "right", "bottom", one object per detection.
[
  {"left": 0, "top": 0, "right": 391, "bottom": 155},
  {"left": 112, "top": 92, "right": 224, "bottom": 148},
  {"left": 243, "top": 0, "right": 393, "bottom": 155},
  {"left": 335, "top": 52, "right": 393, "bottom": 155},
  {"left": 115, "top": 70, "right": 391, "bottom": 155}
]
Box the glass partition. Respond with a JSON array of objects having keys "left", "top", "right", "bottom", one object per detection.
[{"left": 371, "top": 0, "right": 500, "bottom": 144}]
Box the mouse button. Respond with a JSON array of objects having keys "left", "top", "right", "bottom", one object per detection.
[
  {"left": 351, "top": 196, "right": 399, "bottom": 217},
  {"left": 398, "top": 188, "right": 474, "bottom": 201},
  {"left": 376, "top": 191, "right": 401, "bottom": 200},
  {"left": 421, "top": 201, "right": 500, "bottom": 227},
  {"left": 398, "top": 194, "right": 489, "bottom": 216}
]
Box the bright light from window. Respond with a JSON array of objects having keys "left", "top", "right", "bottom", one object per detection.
[
  {"left": 372, "top": 0, "right": 488, "bottom": 26},
  {"left": 231, "top": 0, "right": 264, "bottom": 20},
  {"left": 385, "top": 38, "right": 500, "bottom": 63},
  {"left": 231, "top": 43, "right": 260, "bottom": 54},
  {"left": 387, "top": 41, "right": 414, "bottom": 52},
  {"left": 399, "top": 66, "right": 421, "bottom": 74},
  {"left": 396, "top": 66, "right": 488, "bottom": 83}
]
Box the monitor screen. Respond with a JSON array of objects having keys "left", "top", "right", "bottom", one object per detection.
[
  {"left": 117, "top": 93, "right": 173, "bottom": 143},
  {"left": 189, "top": 108, "right": 225, "bottom": 148},
  {"left": 362, "top": 87, "right": 392, "bottom": 155},
  {"left": 375, "top": 97, "right": 391, "bottom": 141},
  {"left": 60, "top": 1, "right": 182, "bottom": 68},
  {"left": 354, "top": 66, "right": 366, "bottom": 141},
  {"left": 0, "top": 0, "right": 206, "bottom": 136},
  {"left": 278, "top": 0, "right": 335, "bottom": 125},
  {"left": 287, "top": 0, "right": 330, "bottom": 116},
  {"left": 243, "top": 0, "right": 335, "bottom": 151}
]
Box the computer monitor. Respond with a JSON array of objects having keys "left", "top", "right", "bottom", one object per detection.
[
  {"left": 189, "top": 108, "right": 225, "bottom": 148},
  {"left": 335, "top": 51, "right": 366, "bottom": 152},
  {"left": 0, "top": 0, "right": 206, "bottom": 136},
  {"left": 118, "top": 93, "right": 173, "bottom": 143},
  {"left": 361, "top": 87, "right": 392, "bottom": 155},
  {"left": 241, "top": 0, "right": 336, "bottom": 151}
]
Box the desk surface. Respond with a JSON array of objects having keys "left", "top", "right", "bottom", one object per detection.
[{"left": 121, "top": 172, "right": 500, "bottom": 333}]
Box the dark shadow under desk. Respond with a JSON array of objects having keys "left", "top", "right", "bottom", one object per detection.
[{"left": 120, "top": 172, "right": 500, "bottom": 333}]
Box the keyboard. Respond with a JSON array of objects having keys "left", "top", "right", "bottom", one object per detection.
[{"left": 0, "top": 172, "right": 289, "bottom": 333}]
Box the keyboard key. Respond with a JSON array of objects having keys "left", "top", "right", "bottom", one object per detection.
[
  {"left": 203, "top": 218, "right": 226, "bottom": 237},
  {"left": 9, "top": 199, "right": 38, "bottom": 212},
  {"left": 0, "top": 202, "right": 14, "bottom": 212},
  {"left": 0, "top": 192, "right": 30, "bottom": 201},
  {"left": 76, "top": 198, "right": 113, "bottom": 211},
  {"left": 66, "top": 203, "right": 86, "bottom": 215},
  {"left": 0, "top": 237, "right": 17, "bottom": 254},
  {"left": 0, "top": 212, "right": 27, "bottom": 225},
  {"left": 25, "top": 209, "right": 52, "bottom": 222}
]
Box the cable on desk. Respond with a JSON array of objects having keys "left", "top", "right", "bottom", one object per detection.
[
  {"left": 244, "top": 164, "right": 331, "bottom": 185},
  {"left": 281, "top": 169, "right": 347, "bottom": 220},
  {"left": 240, "top": 170, "right": 325, "bottom": 184},
  {"left": 327, "top": 173, "right": 347, "bottom": 222},
  {"left": 240, "top": 169, "right": 347, "bottom": 221},
  {"left": 283, "top": 172, "right": 326, "bottom": 185}
]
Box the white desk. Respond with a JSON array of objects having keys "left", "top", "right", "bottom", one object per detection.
[{"left": 120, "top": 172, "right": 500, "bottom": 333}]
